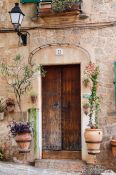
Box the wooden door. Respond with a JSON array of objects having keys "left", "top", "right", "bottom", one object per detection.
[
  {"left": 42, "top": 67, "right": 62, "bottom": 150},
  {"left": 61, "top": 65, "right": 81, "bottom": 150},
  {"left": 42, "top": 65, "right": 81, "bottom": 158}
]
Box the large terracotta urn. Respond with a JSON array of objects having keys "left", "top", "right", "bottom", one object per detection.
[
  {"left": 84, "top": 128, "right": 103, "bottom": 154},
  {"left": 111, "top": 138, "right": 116, "bottom": 157},
  {"left": 15, "top": 132, "right": 32, "bottom": 153}
]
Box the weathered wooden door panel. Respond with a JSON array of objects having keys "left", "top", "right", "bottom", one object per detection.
[
  {"left": 42, "top": 65, "right": 81, "bottom": 153},
  {"left": 42, "top": 67, "right": 62, "bottom": 150},
  {"left": 61, "top": 65, "right": 81, "bottom": 151}
]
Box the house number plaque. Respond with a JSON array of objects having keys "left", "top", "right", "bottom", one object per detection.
[{"left": 56, "top": 48, "right": 64, "bottom": 56}]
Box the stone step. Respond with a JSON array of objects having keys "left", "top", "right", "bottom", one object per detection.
[{"left": 35, "top": 159, "right": 86, "bottom": 174}]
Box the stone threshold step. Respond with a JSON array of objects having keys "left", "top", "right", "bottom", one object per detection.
[{"left": 35, "top": 159, "right": 86, "bottom": 173}]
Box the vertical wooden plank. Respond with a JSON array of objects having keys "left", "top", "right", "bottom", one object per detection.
[
  {"left": 61, "top": 65, "right": 81, "bottom": 151},
  {"left": 42, "top": 66, "right": 62, "bottom": 150}
]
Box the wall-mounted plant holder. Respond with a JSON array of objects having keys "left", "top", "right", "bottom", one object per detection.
[
  {"left": 6, "top": 98, "right": 15, "bottom": 113},
  {"left": 111, "top": 137, "right": 116, "bottom": 157},
  {"left": 0, "top": 112, "right": 4, "bottom": 121},
  {"left": 83, "top": 103, "right": 90, "bottom": 115},
  {"left": 30, "top": 91, "right": 38, "bottom": 104}
]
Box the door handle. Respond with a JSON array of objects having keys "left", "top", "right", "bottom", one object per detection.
[{"left": 52, "top": 102, "right": 60, "bottom": 110}]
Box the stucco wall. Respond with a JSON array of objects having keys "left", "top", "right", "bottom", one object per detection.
[{"left": 0, "top": 0, "right": 116, "bottom": 170}]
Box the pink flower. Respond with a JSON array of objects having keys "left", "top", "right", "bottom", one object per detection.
[{"left": 85, "top": 62, "right": 96, "bottom": 75}]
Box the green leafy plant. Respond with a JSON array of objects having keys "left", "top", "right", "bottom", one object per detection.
[
  {"left": 0, "top": 54, "right": 45, "bottom": 112},
  {"left": 52, "top": 0, "right": 81, "bottom": 13},
  {"left": 84, "top": 62, "right": 100, "bottom": 129}
]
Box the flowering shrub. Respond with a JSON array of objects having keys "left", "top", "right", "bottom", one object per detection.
[
  {"left": 84, "top": 62, "right": 100, "bottom": 128},
  {"left": 8, "top": 121, "right": 32, "bottom": 137}
]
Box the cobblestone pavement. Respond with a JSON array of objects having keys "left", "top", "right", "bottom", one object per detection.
[
  {"left": 0, "top": 162, "right": 115, "bottom": 175},
  {"left": 0, "top": 162, "right": 80, "bottom": 175}
]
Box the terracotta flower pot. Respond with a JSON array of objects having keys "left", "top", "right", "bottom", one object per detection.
[
  {"left": 30, "top": 96, "right": 37, "bottom": 104},
  {"left": 111, "top": 139, "right": 116, "bottom": 157},
  {"left": 15, "top": 132, "right": 32, "bottom": 153},
  {"left": 84, "top": 128, "right": 103, "bottom": 154}
]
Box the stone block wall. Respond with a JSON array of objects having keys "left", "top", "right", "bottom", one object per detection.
[{"left": 0, "top": 0, "right": 115, "bottom": 170}]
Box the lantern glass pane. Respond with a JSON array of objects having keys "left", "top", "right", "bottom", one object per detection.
[
  {"left": 19, "top": 14, "right": 24, "bottom": 25},
  {"left": 10, "top": 13, "right": 20, "bottom": 24}
]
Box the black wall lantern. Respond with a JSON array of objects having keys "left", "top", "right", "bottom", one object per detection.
[{"left": 9, "top": 3, "right": 27, "bottom": 46}]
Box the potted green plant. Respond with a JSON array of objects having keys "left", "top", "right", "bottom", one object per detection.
[
  {"left": 84, "top": 62, "right": 103, "bottom": 155},
  {"left": 8, "top": 121, "right": 33, "bottom": 153},
  {"left": 52, "top": 0, "right": 81, "bottom": 13},
  {"left": 0, "top": 54, "right": 45, "bottom": 154},
  {"left": 0, "top": 98, "right": 6, "bottom": 120}
]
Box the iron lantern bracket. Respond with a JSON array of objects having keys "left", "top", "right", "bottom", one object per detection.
[{"left": 17, "top": 30, "right": 28, "bottom": 46}]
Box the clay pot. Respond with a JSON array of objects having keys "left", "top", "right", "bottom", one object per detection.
[
  {"left": 6, "top": 98, "right": 15, "bottom": 113},
  {"left": 84, "top": 128, "right": 103, "bottom": 154},
  {"left": 15, "top": 132, "right": 32, "bottom": 153},
  {"left": 30, "top": 96, "right": 37, "bottom": 104},
  {"left": 111, "top": 139, "right": 116, "bottom": 157}
]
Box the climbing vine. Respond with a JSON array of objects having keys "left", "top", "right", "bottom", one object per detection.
[{"left": 84, "top": 62, "right": 100, "bottom": 128}]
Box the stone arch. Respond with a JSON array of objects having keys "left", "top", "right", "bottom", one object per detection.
[{"left": 29, "top": 43, "right": 91, "bottom": 66}]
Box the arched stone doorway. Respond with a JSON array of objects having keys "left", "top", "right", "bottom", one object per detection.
[{"left": 31, "top": 43, "right": 91, "bottom": 161}]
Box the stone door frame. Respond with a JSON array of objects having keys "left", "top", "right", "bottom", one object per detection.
[{"left": 31, "top": 43, "right": 92, "bottom": 161}]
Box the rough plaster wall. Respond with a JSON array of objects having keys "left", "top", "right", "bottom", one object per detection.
[{"left": 0, "top": 0, "right": 115, "bottom": 169}]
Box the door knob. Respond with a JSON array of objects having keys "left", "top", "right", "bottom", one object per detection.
[{"left": 52, "top": 102, "right": 60, "bottom": 109}]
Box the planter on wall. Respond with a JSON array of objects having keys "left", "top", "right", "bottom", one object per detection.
[
  {"left": 84, "top": 128, "right": 103, "bottom": 155},
  {"left": 15, "top": 132, "right": 32, "bottom": 153},
  {"left": 38, "top": 1, "right": 81, "bottom": 25},
  {"left": 111, "top": 138, "right": 116, "bottom": 157},
  {"left": 6, "top": 98, "right": 15, "bottom": 113},
  {"left": 39, "top": 11, "right": 80, "bottom": 25},
  {"left": 30, "top": 96, "right": 38, "bottom": 104}
]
